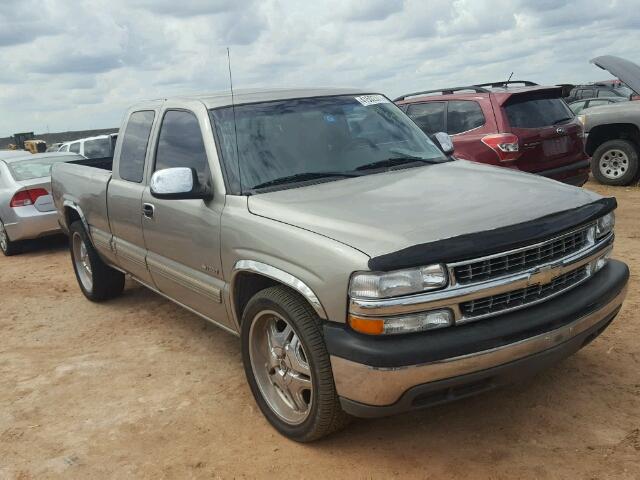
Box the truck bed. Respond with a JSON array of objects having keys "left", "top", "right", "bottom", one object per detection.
[{"left": 51, "top": 161, "right": 113, "bottom": 237}]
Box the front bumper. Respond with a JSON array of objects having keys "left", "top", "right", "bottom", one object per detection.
[
  {"left": 325, "top": 260, "right": 628, "bottom": 417},
  {"left": 3, "top": 206, "right": 61, "bottom": 241}
]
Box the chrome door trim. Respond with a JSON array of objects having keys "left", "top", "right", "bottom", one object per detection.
[{"left": 231, "top": 260, "right": 328, "bottom": 321}]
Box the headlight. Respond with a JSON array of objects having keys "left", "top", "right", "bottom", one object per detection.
[
  {"left": 596, "top": 212, "right": 615, "bottom": 238},
  {"left": 349, "top": 309, "right": 454, "bottom": 335},
  {"left": 349, "top": 264, "right": 448, "bottom": 299},
  {"left": 577, "top": 114, "right": 586, "bottom": 126}
]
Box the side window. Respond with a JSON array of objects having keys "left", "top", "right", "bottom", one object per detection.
[
  {"left": 589, "top": 100, "right": 608, "bottom": 107},
  {"left": 597, "top": 89, "right": 618, "bottom": 98},
  {"left": 119, "top": 110, "right": 155, "bottom": 182},
  {"left": 69, "top": 142, "right": 80, "bottom": 153},
  {"left": 447, "top": 100, "right": 485, "bottom": 135},
  {"left": 154, "top": 110, "right": 209, "bottom": 187},
  {"left": 405, "top": 102, "right": 445, "bottom": 134},
  {"left": 579, "top": 89, "right": 595, "bottom": 99},
  {"left": 59, "top": 144, "right": 69, "bottom": 152},
  {"left": 571, "top": 101, "right": 586, "bottom": 113}
]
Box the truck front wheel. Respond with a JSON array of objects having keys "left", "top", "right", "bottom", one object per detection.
[
  {"left": 69, "top": 221, "right": 125, "bottom": 301},
  {"left": 241, "top": 286, "right": 350, "bottom": 442},
  {"left": 591, "top": 139, "right": 639, "bottom": 186}
]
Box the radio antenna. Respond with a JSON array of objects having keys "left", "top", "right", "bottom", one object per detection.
[
  {"left": 506, "top": 71, "right": 514, "bottom": 85},
  {"left": 227, "top": 47, "right": 243, "bottom": 194}
]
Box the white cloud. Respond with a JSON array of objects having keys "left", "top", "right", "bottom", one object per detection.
[{"left": 1, "top": 0, "right": 639, "bottom": 136}]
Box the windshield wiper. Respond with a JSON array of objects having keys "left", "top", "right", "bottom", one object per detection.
[
  {"left": 355, "top": 156, "right": 441, "bottom": 171},
  {"left": 251, "top": 171, "right": 361, "bottom": 190}
]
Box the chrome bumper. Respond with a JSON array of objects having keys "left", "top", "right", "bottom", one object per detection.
[{"left": 331, "top": 284, "right": 627, "bottom": 407}]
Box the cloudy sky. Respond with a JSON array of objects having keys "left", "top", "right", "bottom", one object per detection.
[{"left": 1, "top": 0, "right": 639, "bottom": 136}]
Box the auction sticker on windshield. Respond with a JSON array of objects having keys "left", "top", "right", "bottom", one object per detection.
[{"left": 355, "top": 94, "right": 389, "bottom": 106}]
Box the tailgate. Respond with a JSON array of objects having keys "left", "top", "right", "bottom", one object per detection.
[{"left": 500, "top": 90, "right": 586, "bottom": 172}]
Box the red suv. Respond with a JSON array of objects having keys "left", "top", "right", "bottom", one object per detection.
[{"left": 395, "top": 81, "right": 590, "bottom": 186}]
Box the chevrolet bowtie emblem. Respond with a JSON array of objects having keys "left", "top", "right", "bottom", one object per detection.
[{"left": 527, "top": 263, "right": 560, "bottom": 286}]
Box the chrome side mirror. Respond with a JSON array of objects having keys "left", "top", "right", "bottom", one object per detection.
[
  {"left": 150, "top": 167, "right": 212, "bottom": 200},
  {"left": 433, "top": 131, "right": 455, "bottom": 156}
]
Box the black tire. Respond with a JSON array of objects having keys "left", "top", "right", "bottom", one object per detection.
[
  {"left": 69, "top": 221, "right": 125, "bottom": 301},
  {"left": 591, "top": 139, "right": 639, "bottom": 186},
  {"left": 241, "top": 286, "right": 351, "bottom": 442},
  {"left": 0, "top": 219, "right": 21, "bottom": 256}
]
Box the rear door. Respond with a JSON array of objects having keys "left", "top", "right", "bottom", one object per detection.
[
  {"left": 108, "top": 110, "right": 157, "bottom": 284},
  {"left": 141, "top": 104, "right": 230, "bottom": 329},
  {"left": 445, "top": 99, "right": 496, "bottom": 162},
  {"left": 500, "top": 91, "right": 586, "bottom": 172}
]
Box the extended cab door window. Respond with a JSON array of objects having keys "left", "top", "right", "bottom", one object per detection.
[
  {"left": 405, "top": 102, "right": 446, "bottom": 134},
  {"left": 118, "top": 111, "right": 155, "bottom": 182},
  {"left": 154, "top": 110, "right": 210, "bottom": 187}
]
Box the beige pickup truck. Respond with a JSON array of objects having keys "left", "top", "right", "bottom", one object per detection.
[{"left": 52, "top": 88, "right": 628, "bottom": 441}]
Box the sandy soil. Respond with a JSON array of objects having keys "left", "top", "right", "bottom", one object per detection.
[{"left": 0, "top": 180, "right": 638, "bottom": 479}]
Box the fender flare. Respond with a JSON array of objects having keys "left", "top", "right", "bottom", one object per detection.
[
  {"left": 62, "top": 200, "right": 90, "bottom": 238},
  {"left": 231, "top": 260, "right": 328, "bottom": 322}
]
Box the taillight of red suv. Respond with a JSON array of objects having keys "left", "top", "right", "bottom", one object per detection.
[{"left": 481, "top": 133, "right": 521, "bottom": 162}]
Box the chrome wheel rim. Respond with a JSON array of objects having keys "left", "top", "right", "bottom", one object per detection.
[
  {"left": 0, "top": 222, "right": 7, "bottom": 252},
  {"left": 600, "top": 149, "right": 629, "bottom": 180},
  {"left": 248, "top": 310, "right": 313, "bottom": 425},
  {"left": 72, "top": 232, "right": 93, "bottom": 291}
]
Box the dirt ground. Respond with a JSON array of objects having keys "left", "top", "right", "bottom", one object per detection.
[{"left": 0, "top": 180, "right": 638, "bottom": 480}]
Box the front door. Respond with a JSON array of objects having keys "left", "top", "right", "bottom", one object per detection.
[{"left": 141, "top": 108, "right": 229, "bottom": 329}]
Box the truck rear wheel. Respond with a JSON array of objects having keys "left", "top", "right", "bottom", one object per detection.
[
  {"left": 69, "top": 221, "right": 124, "bottom": 301},
  {"left": 241, "top": 286, "right": 350, "bottom": 442},
  {"left": 592, "top": 139, "right": 639, "bottom": 186},
  {"left": 0, "top": 219, "right": 20, "bottom": 256}
]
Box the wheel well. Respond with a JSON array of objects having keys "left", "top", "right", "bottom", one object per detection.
[
  {"left": 586, "top": 123, "right": 640, "bottom": 156},
  {"left": 233, "top": 272, "right": 297, "bottom": 325},
  {"left": 64, "top": 207, "right": 82, "bottom": 229}
]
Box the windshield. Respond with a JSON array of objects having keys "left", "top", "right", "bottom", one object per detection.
[
  {"left": 209, "top": 94, "right": 447, "bottom": 193},
  {"left": 83, "top": 137, "right": 111, "bottom": 158},
  {"left": 8, "top": 154, "right": 83, "bottom": 181}
]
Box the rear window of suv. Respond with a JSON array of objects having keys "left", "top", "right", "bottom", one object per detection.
[{"left": 504, "top": 96, "right": 573, "bottom": 128}]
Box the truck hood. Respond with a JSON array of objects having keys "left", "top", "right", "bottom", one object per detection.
[
  {"left": 247, "top": 161, "right": 601, "bottom": 259},
  {"left": 590, "top": 55, "right": 640, "bottom": 95}
]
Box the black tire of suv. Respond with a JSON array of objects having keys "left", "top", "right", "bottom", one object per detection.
[
  {"left": 591, "top": 139, "right": 639, "bottom": 186},
  {"left": 69, "top": 220, "right": 125, "bottom": 301},
  {"left": 241, "top": 286, "right": 351, "bottom": 442},
  {"left": 0, "top": 219, "right": 21, "bottom": 256}
]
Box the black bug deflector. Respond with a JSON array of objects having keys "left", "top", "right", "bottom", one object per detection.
[{"left": 368, "top": 197, "right": 616, "bottom": 272}]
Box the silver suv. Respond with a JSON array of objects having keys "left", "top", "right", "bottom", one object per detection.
[{"left": 51, "top": 88, "right": 629, "bottom": 441}]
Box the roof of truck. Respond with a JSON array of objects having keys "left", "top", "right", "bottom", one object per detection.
[{"left": 137, "top": 87, "right": 370, "bottom": 110}]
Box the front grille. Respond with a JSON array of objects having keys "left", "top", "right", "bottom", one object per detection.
[
  {"left": 461, "top": 266, "right": 588, "bottom": 318},
  {"left": 453, "top": 227, "right": 590, "bottom": 285}
]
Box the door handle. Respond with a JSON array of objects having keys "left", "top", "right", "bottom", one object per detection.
[{"left": 142, "top": 203, "right": 155, "bottom": 219}]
